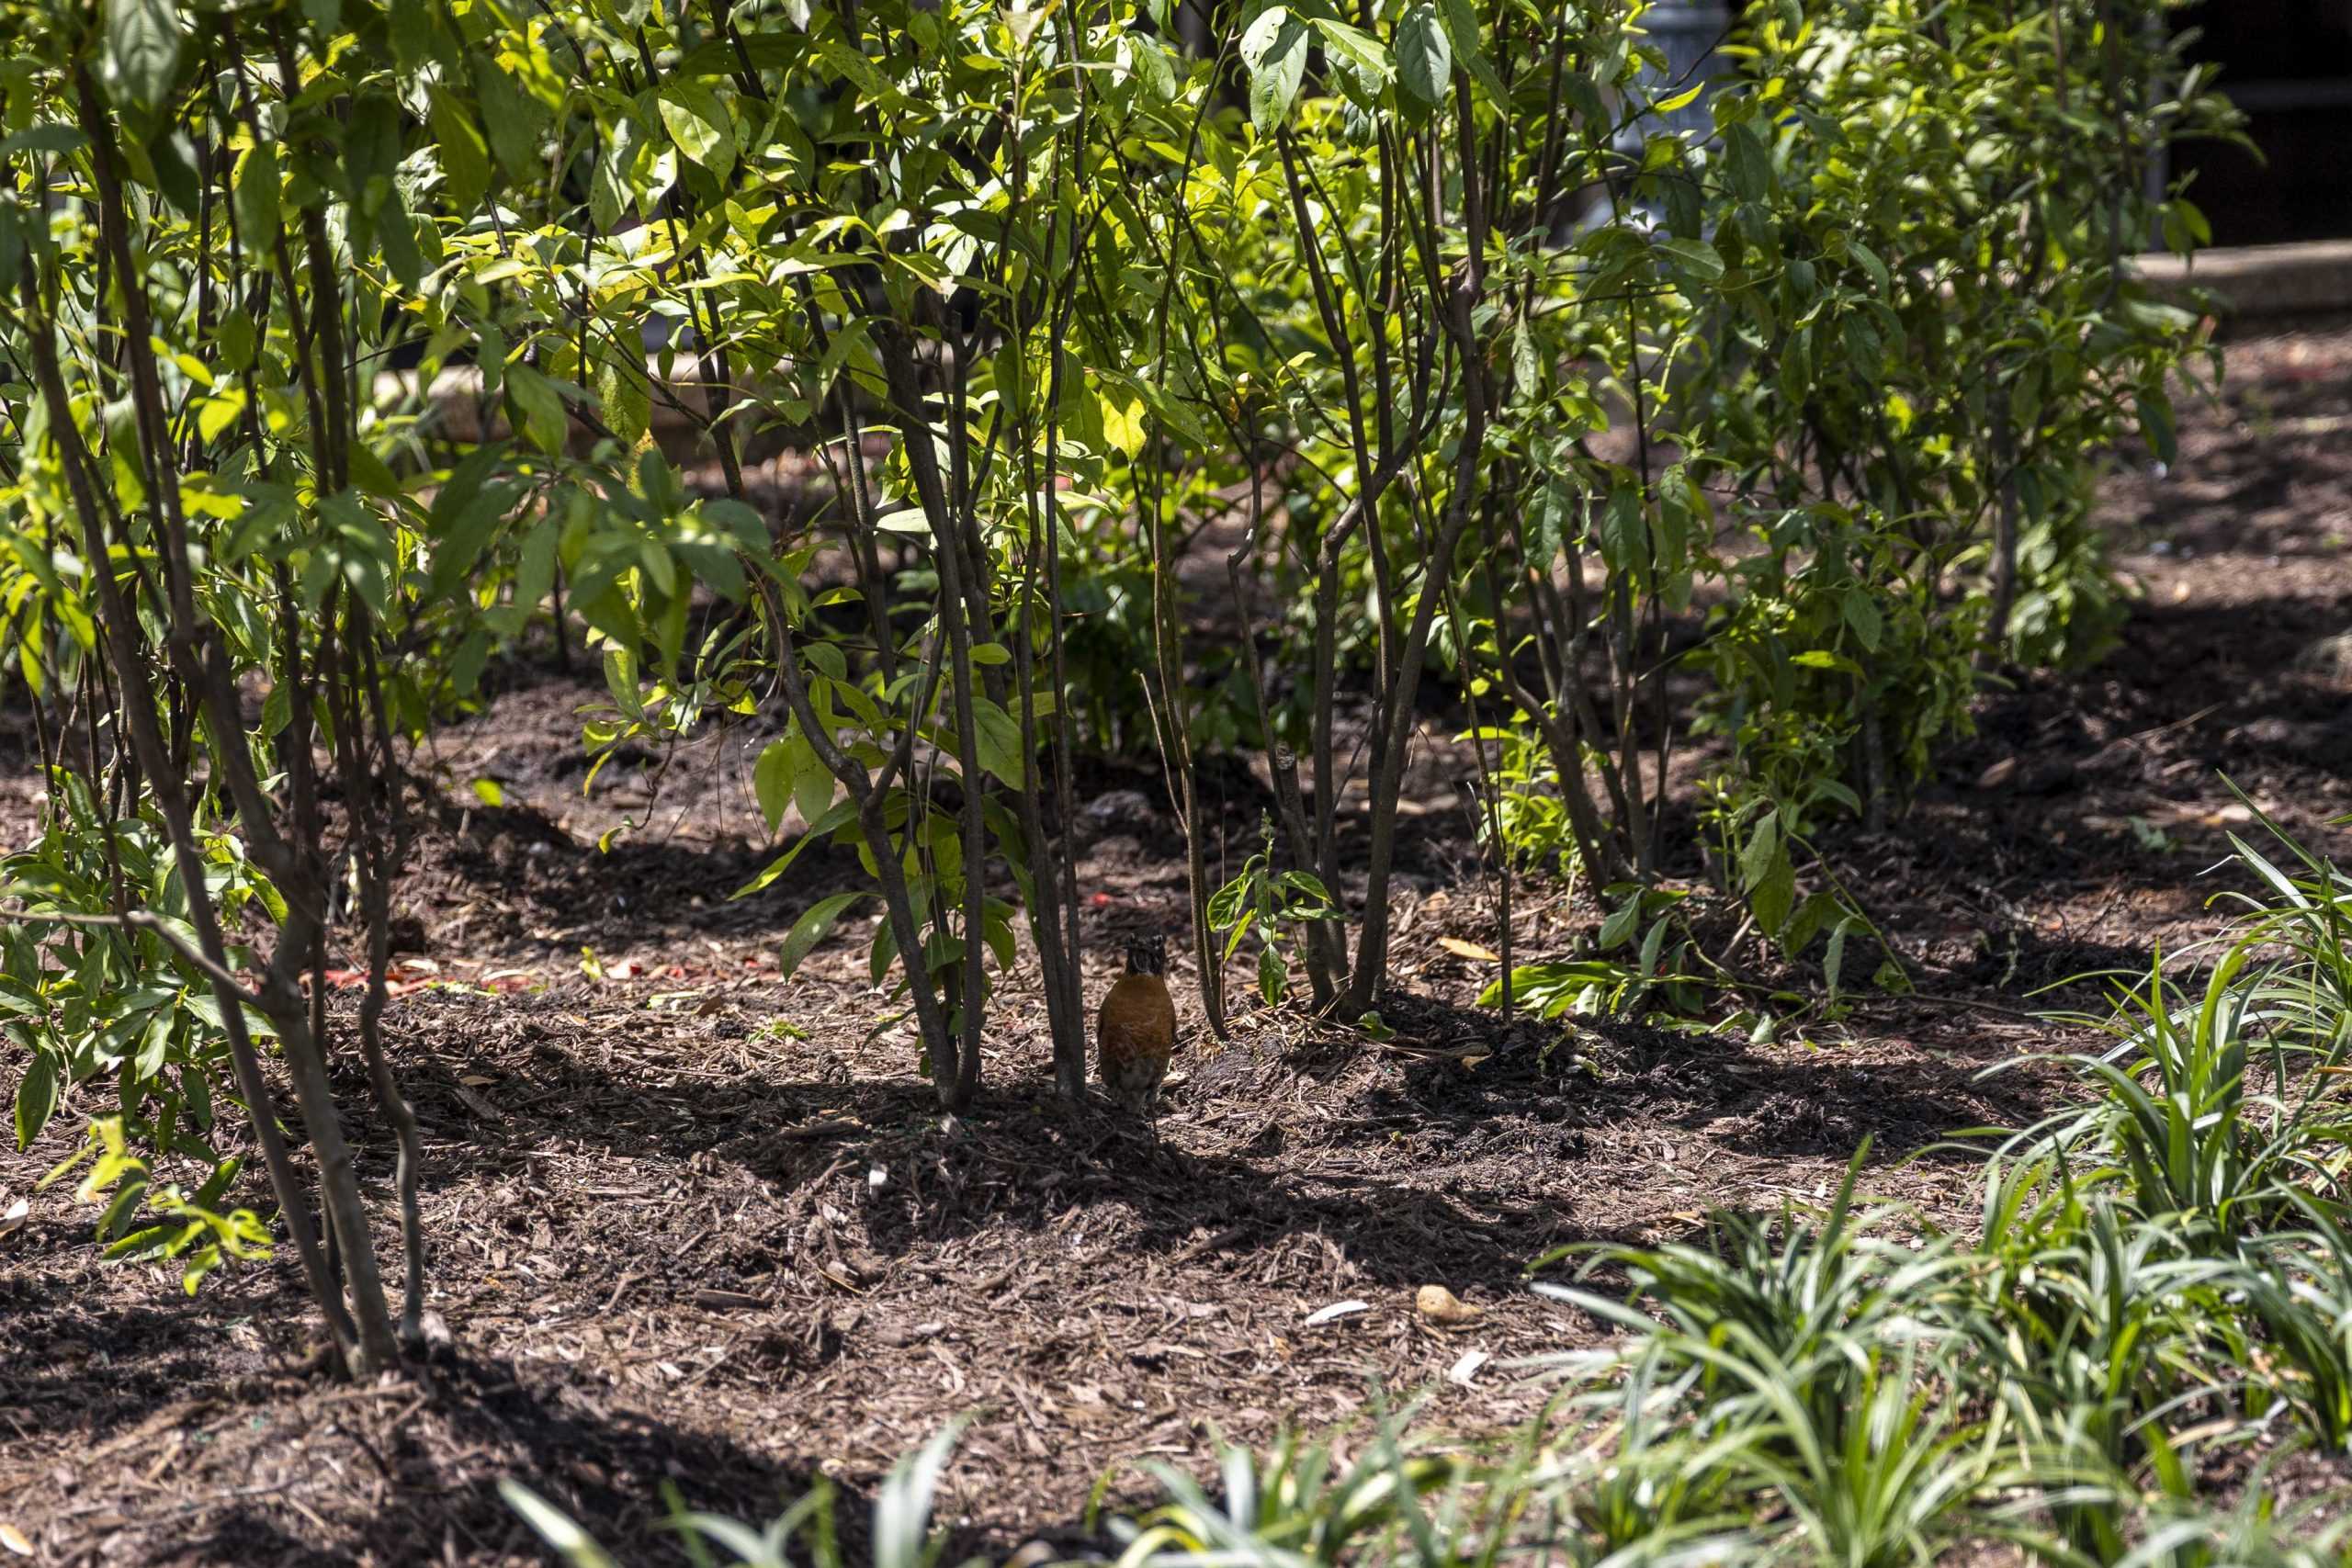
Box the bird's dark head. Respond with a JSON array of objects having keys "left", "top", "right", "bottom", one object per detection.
[{"left": 1123, "top": 933, "right": 1167, "bottom": 977}]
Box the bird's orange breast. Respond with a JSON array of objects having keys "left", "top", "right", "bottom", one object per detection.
[{"left": 1097, "top": 974, "right": 1176, "bottom": 1070}]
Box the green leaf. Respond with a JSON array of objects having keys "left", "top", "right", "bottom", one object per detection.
[
  {"left": 345, "top": 91, "right": 403, "bottom": 217},
  {"left": 1751, "top": 859, "right": 1795, "bottom": 940},
  {"left": 1654, "top": 236, "right": 1724, "bottom": 284},
  {"left": 596, "top": 348, "right": 650, "bottom": 447},
  {"left": 158, "top": 132, "right": 209, "bottom": 216},
  {"left": 313, "top": 491, "right": 395, "bottom": 616},
  {"left": 1825, "top": 917, "right": 1853, "bottom": 998},
  {"left": 969, "top": 698, "right": 1025, "bottom": 788},
  {"left": 390, "top": 0, "right": 437, "bottom": 72},
  {"left": 978, "top": 902, "right": 1015, "bottom": 973},
  {"left": 1598, "top": 894, "right": 1642, "bottom": 951},
  {"left": 232, "top": 141, "right": 280, "bottom": 251},
  {"left": 1276, "top": 871, "right": 1332, "bottom": 909},
  {"left": 1437, "top": 0, "right": 1504, "bottom": 101},
  {"left": 875, "top": 1419, "right": 966, "bottom": 1568},
  {"left": 1100, "top": 394, "right": 1146, "bottom": 460},
  {"left": 1312, "top": 18, "right": 1391, "bottom": 85},
  {"left": 103, "top": 0, "right": 185, "bottom": 113},
  {"left": 426, "top": 441, "right": 513, "bottom": 599},
  {"left": 1739, "top": 809, "right": 1780, "bottom": 894},
  {"left": 1257, "top": 942, "right": 1286, "bottom": 1005},
  {"left": 1840, "top": 590, "right": 1883, "bottom": 652},
  {"left": 793, "top": 743, "right": 836, "bottom": 830},
  {"left": 374, "top": 186, "right": 424, "bottom": 290},
  {"left": 1846, "top": 237, "right": 1890, "bottom": 293},
  {"left": 15, "top": 1047, "right": 57, "bottom": 1150},
  {"left": 1205, "top": 874, "right": 1249, "bottom": 931},
  {"left": 0, "top": 126, "right": 87, "bottom": 159},
  {"left": 753, "top": 736, "right": 808, "bottom": 834},
  {"left": 1637, "top": 912, "right": 1670, "bottom": 978},
  {"left": 732, "top": 795, "right": 861, "bottom": 899},
  {"left": 1126, "top": 31, "right": 1179, "bottom": 102},
  {"left": 2137, "top": 392, "right": 2177, "bottom": 467},
  {"left": 216, "top": 310, "right": 254, "bottom": 373},
  {"left": 1781, "top": 889, "right": 1835, "bottom": 957},
  {"left": 1724, "top": 119, "right": 1771, "bottom": 202},
  {"left": 498, "top": 1482, "right": 621, "bottom": 1568},
  {"left": 1792, "top": 649, "right": 1865, "bottom": 677},
  {"left": 657, "top": 80, "right": 738, "bottom": 185},
  {"left": 195, "top": 392, "right": 245, "bottom": 445},
  {"left": 429, "top": 87, "right": 492, "bottom": 213},
  {"left": 777, "top": 893, "right": 867, "bottom": 982},
  {"left": 95, "top": 1174, "right": 149, "bottom": 1243},
  {"left": 503, "top": 364, "right": 570, "bottom": 456},
  {"left": 1221, "top": 908, "right": 1256, "bottom": 963},
  {"left": 474, "top": 61, "right": 547, "bottom": 182},
  {"left": 1240, "top": 7, "right": 1308, "bottom": 133},
  {"left": 0, "top": 977, "right": 43, "bottom": 1019},
  {"left": 1395, "top": 4, "right": 1451, "bottom": 107},
  {"left": 1511, "top": 318, "right": 1539, "bottom": 391},
  {"left": 135, "top": 1008, "right": 173, "bottom": 1078}
]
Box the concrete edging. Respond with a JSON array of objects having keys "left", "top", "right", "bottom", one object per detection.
[{"left": 2134, "top": 240, "right": 2352, "bottom": 321}]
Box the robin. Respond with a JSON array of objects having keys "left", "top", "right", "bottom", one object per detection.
[{"left": 1097, "top": 933, "right": 1176, "bottom": 1115}]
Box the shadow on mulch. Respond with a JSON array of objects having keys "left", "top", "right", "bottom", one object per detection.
[
  {"left": 1, "top": 1263, "right": 292, "bottom": 1446},
  {"left": 153, "top": 1350, "right": 843, "bottom": 1568},
  {"left": 401, "top": 795, "right": 876, "bottom": 957},
  {"left": 383, "top": 1020, "right": 1582, "bottom": 1304},
  {"left": 5, "top": 1224, "right": 846, "bottom": 1568},
  {"left": 1351, "top": 997, "right": 2059, "bottom": 1166},
  {"left": 371, "top": 980, "right": 2045, "bottom": 1326}
]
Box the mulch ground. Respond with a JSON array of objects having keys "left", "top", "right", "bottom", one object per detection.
[{"left": 2, "top": 326, "right": 2349, "bottom": 1567}]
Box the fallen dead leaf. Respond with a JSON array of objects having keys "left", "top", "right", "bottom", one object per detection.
[
  {"left": 449, "top": 1082, "right": 503, "bottom": 1120},
  {"left": 1416, "top": 1284, "right": 1482, "bottom": 1325},
  {"left": 1448, "top": 1349, "right": 1490, "bottom": 1386},
  {"left": 0, "top": 1521, "right": 31, "bottom": 1556},
  {"left": 1437, "top": 937, "right": 1502, "bottom": 964},
  {"left": 1304, "top": 1299, "right": 1371, "bottom": 1327},
  {"left": 0, "top": 1197, "right": 28, "bottom": 1241}
]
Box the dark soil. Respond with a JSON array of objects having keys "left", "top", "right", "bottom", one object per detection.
[{"left": 3, "top": 328, "right": 2349, "bottom": 1567}]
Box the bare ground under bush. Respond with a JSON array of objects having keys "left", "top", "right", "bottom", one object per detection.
[{"left": 2, "top": 330, "right": 2349, "bottom": 1566}]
